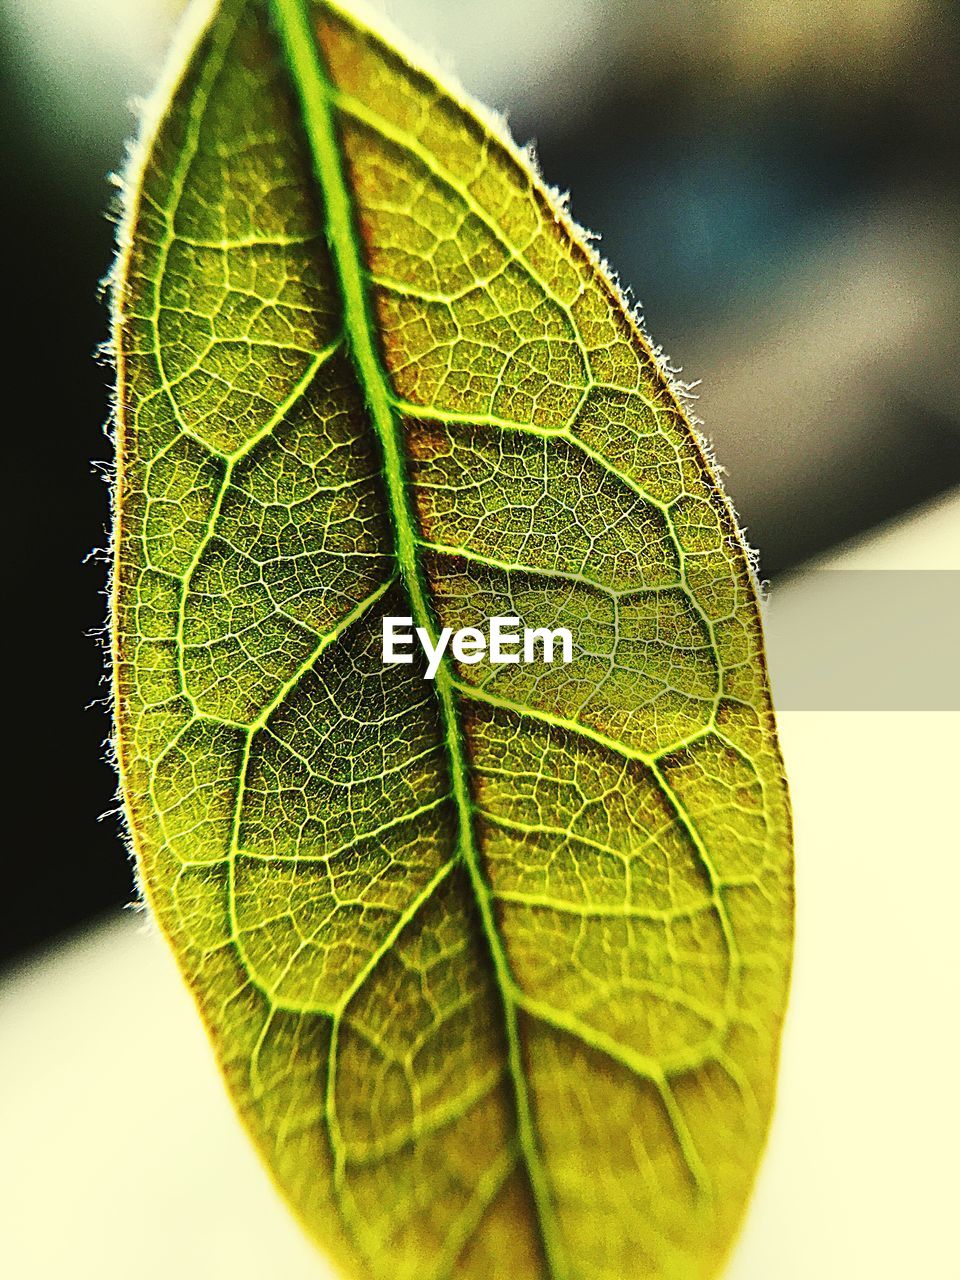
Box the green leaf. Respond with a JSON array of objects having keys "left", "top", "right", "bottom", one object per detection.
[{"left": 111, "top": 1, "right": 793, "bottom": 1276}]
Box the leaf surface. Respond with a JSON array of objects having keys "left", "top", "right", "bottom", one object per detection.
[{"left": 112, "top": 2, "right": 793, "bottom": 1277}]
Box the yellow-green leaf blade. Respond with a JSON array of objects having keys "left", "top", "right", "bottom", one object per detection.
[{"left": 112, "top": 2, "right": 793, "bottom": 1278}]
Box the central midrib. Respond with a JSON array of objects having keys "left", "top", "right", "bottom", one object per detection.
[{"left": 268, "top": 1, "right": 566, "bottom": 1275}]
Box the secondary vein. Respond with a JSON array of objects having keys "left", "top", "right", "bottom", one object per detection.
[{"left": 268, "top": 1, "right": 567, "bottom": 1275}]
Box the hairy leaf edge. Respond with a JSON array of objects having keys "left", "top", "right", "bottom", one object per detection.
[{"left": 106, "top": 3, "right": 796, "bottom": 1278}]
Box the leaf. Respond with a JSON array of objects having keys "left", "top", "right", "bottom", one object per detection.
[{"left": 111, "top": 1, "right": 793, "bottom": 1277}]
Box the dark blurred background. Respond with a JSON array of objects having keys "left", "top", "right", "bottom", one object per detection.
[{"left": 2, "top": 0, "right": 958, "bottom": 964}]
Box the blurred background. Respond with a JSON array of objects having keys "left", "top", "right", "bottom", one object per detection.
[
  {"left": 1, "top": 0, "right": 957, "bottom": 962},
  {"left": 1, "top": 3, "right": 958, "bottom": 1278}
]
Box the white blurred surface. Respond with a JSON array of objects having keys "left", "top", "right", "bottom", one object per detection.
[
  {"left": 727, "top": 498, "right": 960, "bottom": 1279},
  {"left": 0, "top": 914, "right": 333, "bottom": 1279},
  {"left": 2, "top": 491, "right": 959, "bottom": 1278}
]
